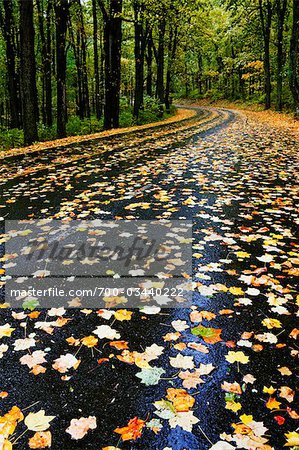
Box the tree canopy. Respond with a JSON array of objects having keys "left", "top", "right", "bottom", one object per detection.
[{"left": 0, "top": 0, "right": 298, "bottom": 145}]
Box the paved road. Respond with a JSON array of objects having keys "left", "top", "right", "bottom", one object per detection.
[{"left": 0, "top": 108, "right": 298, "bottom": 450}]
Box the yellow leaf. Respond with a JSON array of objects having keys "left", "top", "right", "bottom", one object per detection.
[
  {"left": 81, "top": 336, "right": 98, "bottom": 348},
  {"left": 266, "top": 397, "right": 281, "bottom": 410},
  {"left": 229, "top": 287, "right": 245, "bottom": 296},
  {"left": 263, "top": 386, "right": 276, "bottom": 395},
  {"left": 262, "top": 318, "right": 282, "bottom": 329},
  {"left": 0, "top": 324, "right": 15, "bottom": 339},
  {"left": 240, "top": 414, "right": 253, "bottom": 425},
  {"left": 236, "top": 251, "right": 250, "bottom": 259},
  {"left": 114, "top": 310, "right": 133, "bottom": 321},
  {"left": 284, "top": 431, "right": 299, "bottom": 446},
  {"left": 225, "top": 351, "right": 249, "bottom": 364},
  {"left": 226, "top": 401, "right": 242, "bottom": 412}
]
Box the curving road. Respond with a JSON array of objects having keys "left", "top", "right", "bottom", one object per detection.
[{"left": 0, "top": 107, "right": 298, "bottom": 450}]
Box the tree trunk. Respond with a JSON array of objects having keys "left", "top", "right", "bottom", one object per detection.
[
  {"left": 77, "top": 0, "right": 90, "bottom": 118},
  {"left": 69, "top": 18, "right": 84, "bottom": 118},
  {"left": 146, "top": 30, "right": 153, "bottom": 97},
  {"left": 2, "top": 0, "right": 22, "bottom": 128},
  {"left": 259, "top": 0, "right": 272, "bottom": 109},
  {"left": 45, "top": 0, "right": 53, "bottom": 126},
  {"left": 289, "top": 0, "right": 299, "bottom": 117},
  {"left": 92, "top": 0, "right": 101, "bottom": 119},
  {"left": 165, "top": 26, "right": 178, "bottom": 113},
  {"left": 276, "top": 0, "right": 287, "bottom": 111},
  {"left": 36, "top": 0, "right": 49, "bottom": 126},
  {"left": 156, "top": 18, "right": 165, "bottom": 108},
  {"left": 99, "top": 0, "right": 123, "bottom": 130},
  {"left": 133, "top": 1, "right": 147, "bottom": 119},
  {"left": 55, "top": 0, "right": 68, "bottom": 138},
  {"left": 19, "top": 0, "right": 39, "bottom": 144}
]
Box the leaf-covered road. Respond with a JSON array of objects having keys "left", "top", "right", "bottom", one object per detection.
[{"left": 0, "top": 108, "right": 298, "bottom": 449}]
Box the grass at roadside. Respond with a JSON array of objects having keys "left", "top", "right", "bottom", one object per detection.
[
  {"left": 0, "top": 100, "right": 176, "bottom": 152},
  {"left": 1, "top": 107, "right": 196, "bottom": 160}
]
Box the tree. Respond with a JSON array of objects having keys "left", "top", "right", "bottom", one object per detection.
[
  {"left": 55, "top": 0, "right": 69, "bottom": 137},
  {"left": 1, "top": 0, "right": 22, "bottom": 128},
  {"left": 19, "top": 0, "right": 39, "bottom": 144},
  {"left": 155, "top": 17, "right": 166, "bottom": 107},
  {"left": 36, "top": 0, "right": 53, "bottom": 126},
  {"left": 289, "top": 0, "right": 299, "bottom": 117},
  {"left": 146, "top": 29, "right": 153, "bottom": 97},
  {"left": 133, "top": 0, "right": 148, "bottom": 118},
  {"left": 92, "top": 0, "right": 102, "bottom": 119},
  {"left": 98, "top": 0, "right": 123, "bottom": 129},
  {"left": 258, "top": 0, "right": 273, "bottom": 109},
  {"left": 165, "top": 25, "right": 178, "bottom": 113},
  {"left": 275, "top": 0, "right": 287, "bottom": 111}
]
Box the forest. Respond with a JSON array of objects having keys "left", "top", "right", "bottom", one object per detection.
[{"left": 0, "top": 0, "right": 299, "bottom": 147}]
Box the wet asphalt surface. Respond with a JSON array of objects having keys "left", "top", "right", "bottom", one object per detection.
[{"left": 0, "top": 107, "right": 298, "bottom": 450}]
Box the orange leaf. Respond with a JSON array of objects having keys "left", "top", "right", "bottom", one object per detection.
[
  {"left": 114, "top": 417, "right": 145, "bottom": 441},
  {"left": 166, "top": 388, "right": 195, "bottom": 412},
  {"left": 29, "top": 431, "right": 52, "bottom": 449},
  {"left": 109, "top": 341, "right": 129, "bottom": 350}
]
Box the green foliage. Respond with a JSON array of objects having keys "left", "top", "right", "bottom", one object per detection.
[
  {"left": 0, "top": 103, "right": 175, "bottom": 152},
  {"left": 0, "top": 128, "right": 24, "bottom": 150}
]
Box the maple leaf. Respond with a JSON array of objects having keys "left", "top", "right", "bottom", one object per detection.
[
  {"left": 187, "top": 342, "right": 209, "bottom": 353},
  {"left": 229, "top": 287, "right": 244, "bottom": 296},
  {"left": 13, "top": 337, "right": 36, "bottom": 351},
  {"left": 25, "top": 411, "right": 55, "bottom": 432},
  {"left": 278, "top": 366, "right": 292, "bottom": 376},
  {"left": 221, "top": 381, "right": 242, "bottom": 395},
  {"left": 102, "top": 447, "right": 121, "bottom": 450},
  {"left": 114, "top": 310, "right": 133, "bottom": 321},
  {"left": 263, "top": 386, "right": 276, "bottom": 395},
  {"left": 28, "top": 431, "right": 52, "bottom": 449},
  {"left": 225, "top": 351, "right": 249, "bottom": 364},
  {"left": 136, "top": 367, "right": 165, "bottom": 386},
  {"left": 191, "top": 325, "right": 222, "bottom": 344},
  {"left": 279, "top": 386, "right": 295, "bottom": 403},
  {"left": 20, "top": 351, "right": 47, "bottom": 369},
  {"left": 262, "top": 318, "right": 282, "bottom": 329},
  {"left": 289, "top": 328, "right": 299, "bottom": 339},
  {"left": 0, "top": 324, "right": 15, "bottom": 339},
  {"left": 166, "top": 388, "right": 195, "bottom": 412},
  {"left": 109, "top": 340, "right": 129, "bottom": 350},
  {"left": 266, "top": 397, "right": 281, "bottom": 410},
  {"left": 114, "top": 417, "right": 145, "bottom": 441},
  {"left": 171, "top": 320, "right": 189, "bottom": 331},
  {"left": 209, "top": 442, "right": 235, "bottom": 450},
  {"left": 81, "top": 336, "right": 98, "bottom": 348},
  {"left": 93, "top": 325, "right": 120, "bottom": 340},
  {"left": 66, "top": 416, "right": 97, "bottom": 440},
  {"left": 225, "top": 401, "right": 242, "bottom": 412},
  {"left": 284, "top": 431, "right": 299, "bottom": 446},
  {"left": 169, "top": 411, "right": 199, "bottom": 432},
  {"left": 52, "top": 354, "right": 80, "bottom": 373},
  {"left": 179, "top": 370, "right": 204, "bottom": 389},
  {"left": 240, "top": 414, "right": 253, "bottom": 425},
  {"left": 169, "top": 354, "right": 194, "bottom": 369}
]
